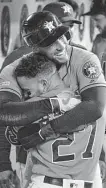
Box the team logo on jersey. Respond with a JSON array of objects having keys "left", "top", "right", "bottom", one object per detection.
[
  {"left": 82, "top": 62, "right": 100, "bottom": 79},
  {"left": 43, "top": 21, "right": 55, "bottom": 33},
  {"left": 5, "top": 126, "right": 21, "bottom": 146}
]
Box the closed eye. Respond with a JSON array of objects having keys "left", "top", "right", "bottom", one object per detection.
[{"left": 23, "top": 89, "right": 31, "bottom": 100}]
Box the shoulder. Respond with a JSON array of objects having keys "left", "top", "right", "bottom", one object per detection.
[
  {"left": 72, "top": 46, "right": 96, "bottom": 59},
  {"left": 0, "top": 59, "right": 22, "bottom": 98},
  {"left": 0, "top": 60, "right": 20, "bottom": 89},
  {"left": 1, "top": 59, "right": 20, "bottom": 75},
  {"left": 1, "top": 50, "right": 33, "bottom": 77},
  {"left": 1, "top": 45, "right": 31, "bottom": 71},
  {"left": 71, "top": 46, "right": 101, "bottom": 70},
  {"left": 70, "top": 41, "right": 87, "bottom": 50}
]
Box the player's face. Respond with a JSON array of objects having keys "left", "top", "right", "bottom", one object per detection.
[
  {"left": 92, "top": 14, "right": 106, "bottom": 34},
  {"left": 35, "top": 35, "right": 69, "bottom": 65},
  {"left": 17, "top": 76, "right": 44, "bottom": 98}
]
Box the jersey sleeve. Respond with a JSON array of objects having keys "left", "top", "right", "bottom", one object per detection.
[
  {"left": 76, "top": 52, "right": 106, "bottom": 93},
  {"left": 0, "top": 61, "right": 22, "bottom": 98}
]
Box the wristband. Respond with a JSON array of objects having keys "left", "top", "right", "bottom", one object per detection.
[
  {"left": 51, "top": 97, "right": 81, "bottom": 112},
  {"left": 39, "top": 129, "right": 45, "bottom": 140}
]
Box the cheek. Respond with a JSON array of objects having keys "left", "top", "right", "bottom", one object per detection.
[
  {"left": 30, "top": 88, "right": 40, "bottom": 97},
  {"left": 45, "top": 47, "right": 55, "bottom": 58},
  {"left": 35, "top": 83, "right": 44, "bottom": 96},
  {"left": 38, "top": 84, "right": 44, "bottom": 94},
  {"left": 39, "top": 48, "right": 53, "bottom": 59}
]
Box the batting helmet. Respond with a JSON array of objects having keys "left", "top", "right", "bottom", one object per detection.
[
  {"left": 22, "top": 11, "right": 69, "bottom": 47},
  {"left": 43, "top": 2, "right": 81, "bottom": 24}
]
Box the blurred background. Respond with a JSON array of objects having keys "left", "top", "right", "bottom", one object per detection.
[{"left": 0, "top": 0, "right": 99, "bottom": 68}]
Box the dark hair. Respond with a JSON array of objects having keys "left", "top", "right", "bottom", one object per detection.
[
  {"left": 59, "top": 0, "right": 79, "bottom": 12},
  {"left": 14, "top": 53, "right": 56, "bottom": 78}
]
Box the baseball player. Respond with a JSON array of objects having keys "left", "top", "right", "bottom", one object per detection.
[
  {"left": 0, "top": 1, "right": 84, "bottom": 72},
  {"left": 13, "top": 52, "right": 105, "bottom": 188},
  {"left": 82, "top": 0, "right": 106, "bottom": 62},
  {"left": 0, "top": 3, "right": 86, "bottom": 187},
  {"left": 43, "top": 2, "right": 86, "bottom": 49},
  {"left": 0, "top": 11, "right": 106, "bottom": 188}
]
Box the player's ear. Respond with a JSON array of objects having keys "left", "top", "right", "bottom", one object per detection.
[{"left": 41, "top": 79, "right": 48, "bottom": 93}]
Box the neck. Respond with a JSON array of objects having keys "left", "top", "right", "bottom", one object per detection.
[
  {"left": 46, "top": 74, "right": 66, "bottom": 96},
  {"left": 49, "top": 78, "right": 66, "bottom": 91}
]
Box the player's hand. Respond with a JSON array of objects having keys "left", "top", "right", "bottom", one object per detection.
[
  {"left": 99, "top": 160, "right": 106, "bottom": 182},
  {"left": 17, "top": 123, "right": 45, "bottom": 150},
  {"left": 0, "top": 170, "right": 15, "bottom": 188},
  {"left": 17, "top": 122, "right": 60, "bottom": 150}
]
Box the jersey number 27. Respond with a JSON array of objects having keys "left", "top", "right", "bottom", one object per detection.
[{"left": 52, "top": 123, "right": 96, "bottom": 162}]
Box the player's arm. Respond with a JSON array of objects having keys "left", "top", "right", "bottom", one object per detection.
[
  {"left": 1, "top": 90, "right": 60, "bottom": 149},
  {"left": 48, "top": 53, "right": 106, "bottom": 133},
  {"left": 0, "top": 91, "right": 52, "bottom": 127},
  {"left": 49, "top": 86, "right": 106, "bottom": 133},
  {"left": 0, "top": 53, "right": 105, "bottom": 131},
  {"left": 16, "top": 85, "right": 106, "bottom": 150},
  {"left": 0, "top": 83, "right": 105, "bottom": 131},
  {"left": 0, "top": 65, "right": 58, "bottom": 127},
  {"left": 0, "top": 126, "right": 12, "bottom": 172}
]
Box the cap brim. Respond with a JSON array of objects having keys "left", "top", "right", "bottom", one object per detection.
[
  {"left": 72, "top": 19, "right": 82, "bottom": 24},
  {"left": 61, "top": 16, "right": 82, "bottom": 24},
  {"left": 38, "top": 25, "right": 69, "bottom": 47}
]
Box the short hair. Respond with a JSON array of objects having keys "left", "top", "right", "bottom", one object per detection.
[{"left": 14, "top": 53, "right": 56, "bottom": 79}]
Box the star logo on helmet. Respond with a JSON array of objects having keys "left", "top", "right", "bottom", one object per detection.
[
  {"left": 43, "top": 21, "right": 55, "bottom": 33},
  {"left": 62, "top": 5, "right": 72, "bottom": 13}
]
